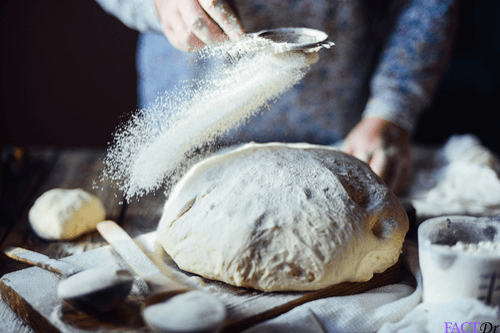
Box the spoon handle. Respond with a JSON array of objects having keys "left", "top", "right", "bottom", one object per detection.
[
  {"left": 3, "top": 247, "right": 82, "bottom": 276},
  {"left": 96, "top": 221, "right": 190, "bottom": 295}
]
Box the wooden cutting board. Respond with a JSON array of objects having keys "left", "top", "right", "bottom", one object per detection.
[{"left": 1, "top": 232, "right": 401, "bottom": 333}]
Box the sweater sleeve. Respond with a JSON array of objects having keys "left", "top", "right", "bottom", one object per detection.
[
  {"left": 363, "top": 0, "right": 459, "bottom": 133},
  {"left": 95, "top": 0, "right": 163, "bottom": 33}
]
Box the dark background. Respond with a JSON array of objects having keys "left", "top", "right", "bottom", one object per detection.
[
  {"left": 0, "top": 1, "right": 138, "bottom": 148},
  {"left": 414, "top": 0, "right": 500, "bottom": 154},
  {"left": 1, "top": 1, "right": 499, "bottom": 153}
]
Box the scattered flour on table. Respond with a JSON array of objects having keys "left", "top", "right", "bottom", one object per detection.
[
  {"left": 407, "top": 134, "right": 500, "bottom": 218},
  {"left": 100, "top": 36, "right": 317, "bottom": 201}
]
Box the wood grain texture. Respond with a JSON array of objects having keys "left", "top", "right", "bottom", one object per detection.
[
  {"left": 1, "top": 275, "right": 60, "bottom": 333},
  {"left": 1, "top": 246, "right": 150, "bottom": 333},
  {"left": 0, "top": 299, "right": 35, "bottom": 333}
]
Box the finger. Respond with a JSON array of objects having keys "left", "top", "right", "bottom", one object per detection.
[
  {"left": 167, "top": 21, "right": 205, "bottom": 51},
  {"left": 345, "top": 146, "right": 372, "bottom": 163},
  {"left": 179, "top": 0, "right": 226, "bottom": 46},
  {"left": 185, "top": 31, "right": 206, "bottom": 51},
  {"left": 156, "top": 2, "right": 205, "bottom": 51},
  {"left": 357, "top": 152, "right": 372, "bottom": 164},
  {"left": 198, "top": 0, "right": 245, "bottom": 41},
  {"left": 341, "top": 139, "right": 368, "bottom": 162},
  {"left": 341, "top": 141, "right": 353, "bottom": 154}
]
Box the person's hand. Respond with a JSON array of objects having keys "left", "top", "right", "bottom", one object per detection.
[
  {"left": 154, "top": 0, "right": 245, "bottom": 51},
  {"left": 343, "top": 117, "right": 412, "bottom": 196}
]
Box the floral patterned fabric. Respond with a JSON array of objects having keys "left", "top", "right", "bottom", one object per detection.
[{"left": 96, "top": 0, "right": 458, "bottom": 145}]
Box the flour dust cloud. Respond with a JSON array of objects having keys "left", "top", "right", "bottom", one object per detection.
[{"left": 100, "top": 36, "right": 317, "bottom": 201}]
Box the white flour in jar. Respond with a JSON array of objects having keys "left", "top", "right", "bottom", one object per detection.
[
  {"left": 441, "top": 241, "right": 500, "bottom": 257},
  {"left": 418, "top": 217, "right": 500, "bottom": 305},
  {"left": 99, "top": 36, "right": 317, "bottom": 201}
]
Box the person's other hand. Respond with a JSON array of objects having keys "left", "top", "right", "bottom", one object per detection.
[
  {"left": 343, "top": 117, "right": 412, "bottom": 196},
  {"left": 154, "top": 0, "right": 244, "bottom": 51}
]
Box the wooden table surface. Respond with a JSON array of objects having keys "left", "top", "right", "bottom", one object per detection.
[
  {"left": 0, "top": 146, "right": 168, "bottom": 332},
  {"left": 0, "top": 146, "right": 409, "bottom": 333}
]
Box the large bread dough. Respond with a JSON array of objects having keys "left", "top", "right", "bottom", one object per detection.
[
  {"left": 157, "top": 142, "right": 408, "bottom": 291},
  {"left": 29, "top": 188, "right": 106, "bottom": 240}
]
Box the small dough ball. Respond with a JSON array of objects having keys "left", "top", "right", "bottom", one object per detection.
[{"left": 29, "top": 188, "right": 106, "bottom": 240}]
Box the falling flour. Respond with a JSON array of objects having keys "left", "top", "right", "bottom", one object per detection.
[{"left": 100, "top": 36, "right": 317, "bottom": 201}]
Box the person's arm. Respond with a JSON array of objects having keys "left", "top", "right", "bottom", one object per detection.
[
  {"left": 95, "top": 0, "right": 164, "bottom": 33},
  {"left": 344, "top": 0, "right": 459, "bottom": 195}
]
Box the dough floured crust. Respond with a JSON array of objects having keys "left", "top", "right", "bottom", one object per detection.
[
  {"left": 29, "top": 188, "right": 106, "bottom": 240},
  {"left": 157, "top": 142, "right": 408, "bottom": 291}
]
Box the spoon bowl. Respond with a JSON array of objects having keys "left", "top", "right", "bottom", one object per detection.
[
  {"left": 142, "top": 290, "right": 227, "bottom": 333},
  {"left": 57, "top": 267, "right": 134, "bottom": 313}
]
